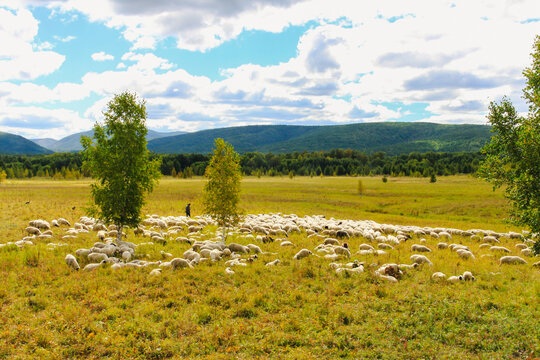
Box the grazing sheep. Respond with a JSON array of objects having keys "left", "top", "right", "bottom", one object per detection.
[
  {"left": 83, "top": 261, "right": 105, "bottom": 272},
  {"left": 149, "top": 268, "right": 161, "bottom": 276},
  {"left": 483, "top": 235, "right": 499, "bottom": 243},
  {"left": 334, "top": 246, "right": 351, "bottom": 258},
  {"left": 521, "top": 248, "right": 532, "bottom": 257},
  {"left": 280, "top": 240, "right": 294, "bottom": 247},
  {"left": 25, "top": 226, "right": 41, "bottom": 235},
  {"left": 336, "top": 266, "right": 363, "bottom": 275},
  {"left": 398, "top": 263, "right": 419, "bottom": 271},
  {"left": 378, "top": 243, "right": 394, "bottom": 250},
  {"left": 462, "top": 271, "right": 475, "bottom": 281},
  {"left": 161, "top": 250, "right": 173, "bottom": 259},
  {"left": 489, "top": 246, "right": 511, "bottom": 253},
  {"left": 88, "top": 252, "right": 108, "bottom": 262},
  {"left": 499, "top": 256, "right": 527, "bottom": 265},
  {"left": 122, "top": 251, "right": 132, "bottom": 262},
  {"left": 431, "top": 272, "right": 446, "bottom": 280},
  {"left": 376, "top": 264, "right": 402, "bottom": 279},
  {"left": 111, "top": 263, "right": 126, "bottom": 270},
  {"left": 411, "top": 244, "right": 431, "bottom": 252},
  {"left": 293, "top": 249, "right": 313, "bottom": 260},
  {"left": 359, "top": 244, "right": 375, "bottom": 251},
  {"left": 265, "top": 259, "right": 281, "bottom": 266},
  {"left": 57, "top": 218, "right": 71, "bottom": 226},
  {"left": 75, "top": 248, "right": 91, "bottom": 257},
  {"left": 324, "top": 238, "right": 340, "bottom": 245},
  {"left": 225, "top": 267, "right": 235, "bottom": 274},
  {"left": 228, "top": 243, "right": 248, "bottom": 254},
  {"left": 171, "top": 258, "right": 193, "bottom": 269},
  {"left": 447, "top": 275, "right": 463, "bottom": 283},
  {"left": 51, "top": 219, "right": 59, "bottom": 227},
  {"left": 479, "top": 243, "right": 491, "bottom": 249},
  {"left": 515, "top": 243, "right": 528, "bottom": 250},
  {"left": 375, "top": 272, "right": 398, "bottom": 283},
  {"left": 437, "top": 242, "right": 448, "bottom": 249},
  {"left": 456, "top": 249, "right": 475, "bottom": 260},
  {"left": 65, "top": 254, "right": 80, "bottom": 271},
  {"left": 410, "top": 254, "right": 433, "bottom": 266},
  {"left": 532, "top": 261, "right": 540, "bottom": 268},
  {"left": 246, "top": 244, "right": 262, "bottom": 254}
]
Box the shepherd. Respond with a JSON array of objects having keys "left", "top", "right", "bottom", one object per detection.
[{"left": 185, "top": 203, "right": 191, "bottom": 217}]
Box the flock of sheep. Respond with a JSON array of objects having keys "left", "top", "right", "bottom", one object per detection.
[{"left": 3, "top": 213, "right": 539, "bottom": 283}]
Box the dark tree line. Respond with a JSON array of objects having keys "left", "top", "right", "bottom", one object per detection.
[{"left": 0, "top": 150, "right": 484, "bottom": 179}]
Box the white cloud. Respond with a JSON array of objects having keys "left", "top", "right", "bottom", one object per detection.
[
  {"left": 0, "top": 6, "right": 65, "bottom": 81},
  {"left": 91, "top": 51, "right": 114, "bottom": 61}
]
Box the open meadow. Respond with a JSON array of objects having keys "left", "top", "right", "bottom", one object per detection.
[{"left": 0, "top": 176, "right": 538, "bottom": 359}]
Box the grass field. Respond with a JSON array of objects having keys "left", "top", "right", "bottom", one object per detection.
[{"left": 0, "top": 176, "right": 538, "bottom": 359}]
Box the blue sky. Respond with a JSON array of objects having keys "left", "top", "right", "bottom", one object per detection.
[{"left": 0, "top": 0, "right": 538, "bottom": 139}]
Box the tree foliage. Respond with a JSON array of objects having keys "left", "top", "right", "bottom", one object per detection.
[
  {"left": 203, "top": 138, "right": 242, "bottom": 240},
  {"left": 478, "top": 36, "right": 540, "bottom": 253},
  {"left": 81, "top": 91, "right": 161, "bottom": 241}
]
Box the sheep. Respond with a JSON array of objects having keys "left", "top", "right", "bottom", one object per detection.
[
  {"left": 293, "top": 249, "right": 313, "bottom": 260},
  {"left": 483, "top": 235, "right": 499, "bottom": 243},
  {"left": 149, "top": 268, "right": 162, "bottom": 276},
  {"left": 111, "top": 263, "right": 126, "bottom": 270},
  {"left": 122, "top": 251, "right": 132, "bottom": 262},
  {"left": 515, "top": 243, "right": 528, "bottom": 250},
  {"left": 225, "top": 267, "right": 235, "bottom": 275},
  {"left": 378, "top": 243, "right": 394, "bottom": 250},
  {"left": 228, "top": 243, "right": 248, "bottom": 254},
  {"left": 398, "top": 263, "right": 419, "bottom": 271},
  {"left": 265, "top": 259, "right": 281, "bottom": 266},
  {"left": 171, "top": 258, "right": 193, "bottom": 269},
  {"left": 410, "top": 254, "right": 433, "bottom": 266},
  {"left": 462, "top": 271, "right": 475, "bottom": 281},
  {"left": 375, "top": 272, "right": 398, "bottom": 283},
  {"left": 437, "top": 242, "right": 448, "bottom": 249},
  {"left": 25, "top": 226, "right": 41, "bottom": 235},
  {"left": 479, "top": 243, "right": 491, "bottom": 249},
  {"left": 376, "top": 264, "right": 402, "bottom": 279},
  {"left": 57, "top": 218, "right": 71, "bottom": 226},
  {"left": 334, "top": 246, "right": 351, "bottom": 258},
  {"left": 246, "top": 244, "right": 262, "bottom": 254},
  {"left": 499, "top": 256, "right": 527, "bottom": 265},
  {"left": 489, "top": 246, "right": 510, "bottom": 253},
  {"left": 65, "top": 254, "right": 80, "bottom": 271},
  {"left": 456, "top": 249, "right": 475, "bottom": 260},
  {"left": 51, "top": 219, "right": 59, "bottom": 227},
  {"left": 75, "top": 248, "right": 91, "bottom": 257},
  {"left": 83, "top": 261, "right": 105, "bottom": 272},
  {"left": 431, "top": 272, "right": 446, "bottom": 280},
  {"left": 521, "top": 248, "right": 532, "bottom": 257},
  {"left": 359, "top": 244, "right": 375, "bottom": 251},
  {"left": 225, "top": 259, "right": 247, "bottom": 267},
  {"left": 532, "top": 261, "right": 540, "bottom": 268},
  {"left": 447, "top": 275, "right": 463, "bottom": 283},
  {"left": 159, "top": 262, "right": 172, "bottom": 269},
  {"left": 324, "top": 238, "right": 340, "bottom": 245},
  {"left": 161, "top": 250, "right": 173, "bottom": 259},
  {"left": 88, "top": 252, "right": 108, "bottom": 262},
  {"left": 411, "top": 244, "right": 431, "bottom": 253},
  {"left": 336, "top": 266, "right": 363, "bottom": 275}
]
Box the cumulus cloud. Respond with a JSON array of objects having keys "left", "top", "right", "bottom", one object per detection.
[
  {"left": 0, "top": 7, "right": 65, "bottom": 81},
  {"left": 91, "top": 51, "right": 114, "bottom": 61}
]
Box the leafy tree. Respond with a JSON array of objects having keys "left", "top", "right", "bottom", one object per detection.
[
  {"left": 430, "top": 173, "right": 437, "bottom": 183},
  {"left": 81, "top": 91, "right": 161, "bottom": 242},
  {"left": 203, "top": 138, "right": 242, "bottom": 241},
  {"left": 478, "top": 35, "right": 540, "bottom": 254},
  {"left": 0, "top": 169, "right": 6, "bottom": 183}
]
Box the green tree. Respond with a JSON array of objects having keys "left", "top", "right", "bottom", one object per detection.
[
  {"left": 478, "top": 36, "right": 540, "bottom": 254},
  {"left": 203, "top": 138, "right": 242, "bottom": 241},
  {"left": 81, "top": 91, "right": 161, "bottom": 242},
  {"left": 0, "top": 169, "right": 6, "bottom": 183}
]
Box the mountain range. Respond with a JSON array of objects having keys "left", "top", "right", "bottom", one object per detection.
[{"left": 0, "top": 122, "right": 493, "bottom": 155}]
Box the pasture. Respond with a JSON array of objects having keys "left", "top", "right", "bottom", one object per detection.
[{"left": 0, "top": 176, "right": 538, "bottom": 359}]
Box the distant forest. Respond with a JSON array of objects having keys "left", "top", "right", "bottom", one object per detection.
[{"left": 0, "top": 150, "right": 483, "bottom": 180}]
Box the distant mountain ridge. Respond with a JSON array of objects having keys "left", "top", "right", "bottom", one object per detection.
[
  {"left": 147, "top": 122, "right": 493, "bottom": 155},
  {"left": 30, "top": 129, "right": 186, "bottom": 152},
  {"left": 0, "top": 132, "right": 53, "bottom": 155},
  {"left": 3, "top": 122, "right": 493, "bottom": 155}
]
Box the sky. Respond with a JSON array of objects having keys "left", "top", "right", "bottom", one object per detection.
[{"left": 0, "top": 0, "right": 539, "bottom": 139}]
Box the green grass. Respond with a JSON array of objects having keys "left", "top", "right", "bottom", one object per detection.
[{"left": 0, "top": 176, "right": 538, "bottom": 359}]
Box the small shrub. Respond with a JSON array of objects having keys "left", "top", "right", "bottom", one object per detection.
[
  {"left": 430, "top": 174, "right": 437, "bottom": 183},
  {"left": 382, "top": 176, "right": 388, "bottom": 183},
  {"left": 288, "top": 171, "right": 294, "bottom": 179},
  {"left": 357, "top": 180, "right": 365, "bottom": 195}
]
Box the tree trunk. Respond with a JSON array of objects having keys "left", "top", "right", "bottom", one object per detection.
[
  {"left": 222, "top": 226, "right": 228, "bottom": 243},
  {"left": 116, "top": 224, "right": 123, "bottom": 243}
]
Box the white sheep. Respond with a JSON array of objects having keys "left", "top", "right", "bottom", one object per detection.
[
  {"left": 334, "top": 246, "right": 351, "bottom": 258},
  {"left": 410, "top": 254, "right": 433, "bottom": 266},
  {"left": 122, "top": 251, "right": 132, "bottom": 262},
  {"left": 489, "top": 246, "right": 510, "bottom": 253},
  {"left": 149, "top": 268, "right": 162, "bottom": 276},
  {"left": 280, "top": 241, "right": 295, "bottom": 247},
  {"left": 431, "top": 272, "right": 446, "bottom": 280},
  {"left": 456, "top": 249, "right": 475, "bottom": 260},
  {"left": 411, "top": 244, "right": 431, "bottom": 252},
  {"left": 265, "top": 259, "right": 281, "bottom": 266},
  {"left": 88, "top": 252, "right": 108, "bottom": 262},
  {"left": 225, "top": 267, "right": 235, "bottom": 274},
  {"left": 171, "top": 258, "right": 193, "bottom": 269},
  {"left": 499, "top": 256, "right": 527, "bottom": 265},
  {"left": 447, "top": 275, "right": 463, "bottom": 283},
  {"left": 83, "top": 261, "right": 105, "bottom": 272},
  {"left": 293, "top": 249, "right": 313, "bottom": 260},
  {"left": 336, "top": 266, "right": 363, "bottom": 275},
  {"left": 462, "top": 271, "right": 475, "bottom": 281},
  {"left": 65, "top": 254, "right": 80, "bottom": 271}
]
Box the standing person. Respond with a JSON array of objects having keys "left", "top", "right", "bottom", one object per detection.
[{"left": 185, "top": 203, "right": 191, "bottom": 217}]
